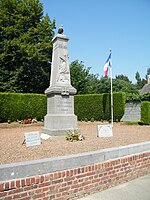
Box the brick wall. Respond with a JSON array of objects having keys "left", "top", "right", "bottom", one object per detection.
[{"left": 0, "top": 151, "right": 149, "bottom": 200}]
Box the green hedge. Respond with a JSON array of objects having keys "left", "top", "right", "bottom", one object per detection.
[
  {"left": 74, "top": 92, "right": 126, "bottom": 122},
  {"left": 141, "top": 101, "right": 150, "bottom": 125},
  {"left": 0, "top": 93, "right": 47, "bottom": 122},
  {"left": 0, "top": 92, "right": 126, "bottom": 122},
  {"left": 74, "top": 94, "right": 104, "bottom": 121}
]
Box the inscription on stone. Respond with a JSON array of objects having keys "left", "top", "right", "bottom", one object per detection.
[
  {"left": 54, "top": 43, "right": 67, "bottom": 51},
  {"left": 97, "top": 125, "right": 113, "bottom": 137},
  {"left": 24, "top": 132, "right": 41, "bottom": 147}
]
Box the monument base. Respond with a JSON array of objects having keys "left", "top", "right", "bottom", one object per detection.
[{"left": 42, "top": 114, "right": 77, "bottom": 136}]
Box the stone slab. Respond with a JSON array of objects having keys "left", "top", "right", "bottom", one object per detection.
[
  {"left": 97, "top": 124, "right": 113, "bottom": 137},
  {"left": 24, "top": 132, "right": 41, "bottom": 147}
]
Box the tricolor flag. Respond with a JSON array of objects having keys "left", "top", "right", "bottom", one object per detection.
[{"left": 103, "top": 52, "right": 112, "bottom": 77}]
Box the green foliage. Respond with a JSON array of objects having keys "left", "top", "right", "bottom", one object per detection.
[
  {"left": 135, "top": 71, "right": 147, "bottom": 90},
  {"left": 74, "top": 93, "right": 126, "bottom": 122},
  {"left": 0, "top": 0, "right": 55, "bottom": 93},
  {"left": 113, "top": 92, "right": 126, "bottom": 121},
  {"left": 126, "top": 92, "right": 150, "bottom": 102},
  {"left": 141, "top": 102, "right": 150, "bottom": 125},
  {"left": 98, "top": 77, "right": 138, "bottom": 94},
  {"left": 0, "top": 92, "right": 46, "bottom": 122},
  {"left": 74, "top": 94, "right": 104, "bottom": 121},
  {"left": 140, "top": 93, "right": 150, "bottom": 101},
  {"left": 70, "top": 60, "right": 100, "bottom": 94}
]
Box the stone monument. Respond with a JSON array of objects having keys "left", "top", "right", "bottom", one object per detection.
[{"left": 42, "top": 25, "right": 77, "bottom": 136}]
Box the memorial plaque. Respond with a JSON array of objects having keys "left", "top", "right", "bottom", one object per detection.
[
  {"left": 97, "top": 124, "right": 113, "bottom": 137},
  {"left": 24, "top": 132, "right": 41, "bottom": 147}
]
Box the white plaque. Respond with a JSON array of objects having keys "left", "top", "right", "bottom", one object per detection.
[
  {"left": 97, "top": 124, "right": 113, "bottom": 137},
  {"left": 24, "top": 132, "right": 41, "bottom": 147}
]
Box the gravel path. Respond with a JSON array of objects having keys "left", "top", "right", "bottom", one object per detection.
[{"left": 0, "top": 122, "right": 150, "bottom": 164}]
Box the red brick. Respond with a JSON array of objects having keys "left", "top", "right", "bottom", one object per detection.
[
  {"left": 59, "top": 186, "right": 70, "bottom": 192},
  {"left": 8, "top": 188, "right": 23, "bottom": 195},
  {"left": 35, "top": 176, "right": 40, "bottom": 184},
  {"left": 49, "top": 185, "right": 56, "bottom": 191},
  {"left": 24, "top": 184, "right": 37, "bottom": 191},
  {"left": 20, "top": 192, "right": 28, "bottom": 198},
  {"left": 49, "top": 173, "right": 54, "bottom": 180},
  {"left": 49, "top": 194, "right": 55, "bottom": 199},
  {"left": 0, "top": 191, "right": 8, "bottom": 197},
  {"left": 19, "top": 197, "right": 30, "bottom": 200},
  {"left": 4, "top": 182, "right": 9, "bottom": 190},
  {"left": 21, "top": 179, "right": 25, "bottom": 187},
  {"left": 40, "top": 175, "right": 45, "bottom": 183},
  {"left": 39, "top": 182, "right": 51, "bottom": 188},
  {"left": 61, "top": 171, "right": 65, "bottom": 177},
  {"left": 56, "top": 197, "right": 64, "bottom": 200},
  {"left": 33, "top": 192, "right": 45, "bottom": 199},
  {"left": 45, "top": 174, "right": 50, "bottom": 182},
  {"left": 0, "top": 182, "right": 4, "bottom": 192},
  {"left": 64, "top": 177, "right": 75, "bottom": 182},
  {"left": 13, "top": 193, "right": 21, "bottom": 199},
  {"left": 114, "top": 165, "right": 122, "bottom": 169},
  {"left": 66, "top": 170, "right": 70, "bottom": 177},
  {"left": 25, "top": 178, "right": 30, "bottom": 185},
  {"left": 42, "top": 187, "right": 49, "bottom": 192},
  {"left": 52, "top": 178, "right": 63, "bottom": 184},
  {"left": 30, "top": 177, "right": 35, "bottom": 185},
  {"left": 74, "top": 168, "right": 78, "bottom": 175},
  {"left": 4, "top": 197, "right": 12, "bottom": 200},
  {"left": 16, "top": 179, "right": 21, "bottom": 188}
]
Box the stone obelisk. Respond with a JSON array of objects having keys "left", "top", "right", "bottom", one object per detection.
[{"left": 42, "top": 25, "right": 77, "bottom": 136}]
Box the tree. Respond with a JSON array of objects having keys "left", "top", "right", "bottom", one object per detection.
[
  {"left": 0, "top": 0, "right": 55, "bottom": 93},
  {"left": 98, "top": 76, "right": 138, "bottom": 94},
  {"left": 113, "top": 79, "right": 138, "bottom": 93},
  {"left": 135, "top": 71, "right": 146, "bottom": 89},
  {"left": 115, "top": 75, "right": 131, "bottom": 83},
  {"left": 98, "top": 77, "right": 111, "bottom": 94},
  {"left": 70, "top": 60, "right": 100, "bottom": 94},
  {"left": 70, "top": 60, "right": 90, "bottom": 94}
]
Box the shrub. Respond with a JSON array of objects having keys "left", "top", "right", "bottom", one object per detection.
[
  {"left": 74, "top": 94, "right": 104, "bottom": 121},
  {"left": 113, "top": 92, "right": 126, "bottom": 121},
  {"left": 141, "top": 101, "right": 150, "bottom": 125},
  {"left": 74, "top": 93, "right": 126, "bottom": 122},
  {"left": 0, "top": 93, "right": 47, "bottom": 122}
]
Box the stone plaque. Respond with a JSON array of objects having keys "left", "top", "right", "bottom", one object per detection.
[
  {"left": 97, "top": 125, "right": 113, "bottom": 137},
  {"left": 24, "top": 132, "right": 41, "bottom": 147}
]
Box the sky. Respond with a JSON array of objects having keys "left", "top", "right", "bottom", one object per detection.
[{"left": 41, "top": 0, "right": 150, "bottom": 83}]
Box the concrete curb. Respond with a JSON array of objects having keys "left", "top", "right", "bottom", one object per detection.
[{"left": 0, "top": 141, "right": 150, "bottom": 181}]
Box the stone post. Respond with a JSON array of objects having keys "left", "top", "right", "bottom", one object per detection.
[{"left": 42, "top": 26, "right": 77, "bottom": 136}]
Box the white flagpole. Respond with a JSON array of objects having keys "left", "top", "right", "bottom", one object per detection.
[{"left": 110, "top": 49, "right": 113, "bottom": 127}]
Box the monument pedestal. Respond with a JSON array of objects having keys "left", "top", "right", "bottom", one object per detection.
[
  {"left": 43, "top": 88, "right": 77, "bottom": 136},
  {"left": 42, "top": 26, "right": 77, "bottom": 136}
]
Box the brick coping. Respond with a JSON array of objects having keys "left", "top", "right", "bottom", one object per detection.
[{"left": 0, "top": 141, "right": 150, "bottom": 181}]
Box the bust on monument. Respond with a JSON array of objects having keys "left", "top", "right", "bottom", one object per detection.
[
  {"left": 58, "top": 24, "right": 63, "bottom": 34},
  {"left": 42, "top": 26, "right": 77, "bottom": 136}
]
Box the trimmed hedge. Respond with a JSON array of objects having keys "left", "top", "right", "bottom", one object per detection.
[
  {"left": 141, "top": 101, "right": 150, "bottom": 125},
  {"left": 74, "top": 94, "right": 104, "bottom": 121},
  {"left": 74, "top": 92, "right": 126, "bottom": 122},
  {"left": 0, "top": 92, "right": 126, "bottom": 123},
  {"left": 0, "top": 93, "right": 47, "bottom": 122}
]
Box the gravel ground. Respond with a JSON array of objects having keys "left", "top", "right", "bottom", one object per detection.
[{"left": 0, "top": 122, "right": 150, "bottom": 164}]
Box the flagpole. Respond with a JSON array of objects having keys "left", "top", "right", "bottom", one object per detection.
[{"left": 110, "top": 49, "right": 113, "bottom": 127}]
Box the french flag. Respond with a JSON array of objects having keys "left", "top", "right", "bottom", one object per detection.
[{"left": 103, "top": 52, "right": 112, "bottom": 77}]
